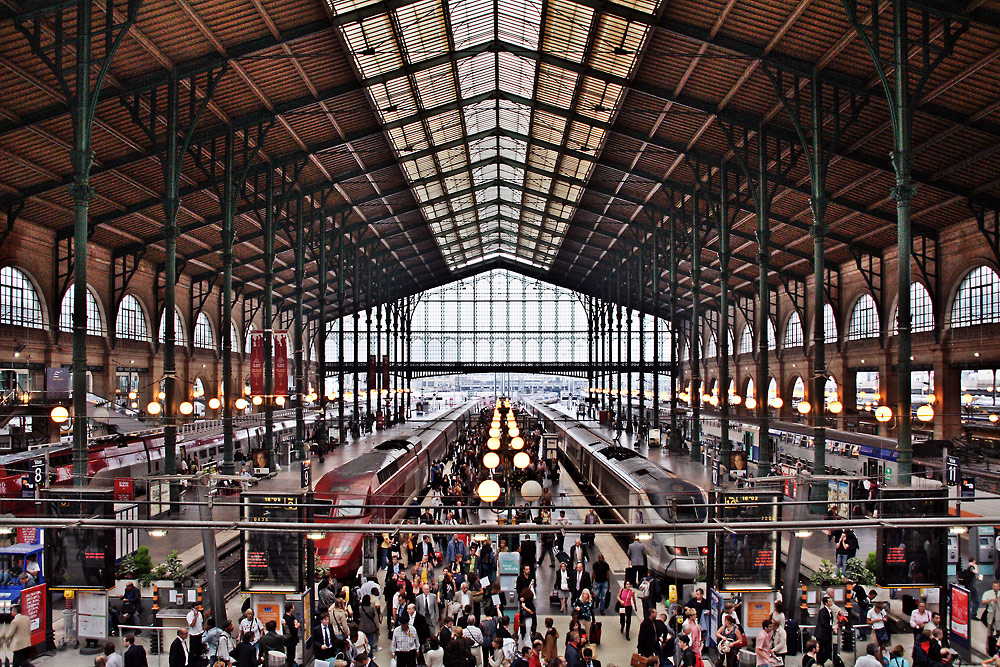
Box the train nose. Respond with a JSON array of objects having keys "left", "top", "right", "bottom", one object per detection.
[{"left": 665, "top": 557, "right": 701, "bottom": 580}]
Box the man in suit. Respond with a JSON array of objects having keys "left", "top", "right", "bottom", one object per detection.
[
  {"left": 815, "top": 596, "right": 835, "bottom": 667},
  {"left": 581, "top": 647, "right": 601, "bottom": 667},
  {"left": 10, "top": 604, "right": 32, "bottom": 667},
  {"left": 564, "top": 631, "right": 582, "bottom": 667},
  {"left": 169, "top": 628, "right": 190, "bottom": 667},
  {"left": 569, "top": 539, "right": 587, "bottom": 568},
  {"left": 569, "top": 562, "right": 591, "bottom": 603},
  {"left": 312, "top": 613, "right": 336, "bottom": 660},
  {"left": 258, "top": 620, "right": 290, "bottom": 664},
  {"left": 355, "top": 652, "right": 379, "bottom": 667},
  {"left": 417, "top": 535, "right": 435, "bottom": 562},
  {"left": 124, "top": 634, "right": 149, "bottom": 667},
  {"left": 415, "top": 586, "right": 438, "bottom": 634}
]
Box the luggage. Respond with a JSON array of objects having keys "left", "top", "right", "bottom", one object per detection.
[
  {"left": 550, "top": 591, "right": 560, "bottom": 605},
  {"left": 784, "top": 619, "right": 800, "bottom": 656},
  {"left": 901, "top": 594, "right": 917, "bottom": 616},
  {"left": 630, "top": 654, "right": 650, "bottom": 667},
  {"left": 590, "top": 621, "right": 602, "bottom": 645},
  {"left": 605, "top": 589, "right": 612, "bottom": 609},
  {"left": 556, "top": 551, "right": 570, "bottom": 565}
]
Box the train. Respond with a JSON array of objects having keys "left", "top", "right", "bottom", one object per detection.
[
  {"left": 311, "top": 400, "right": 479, "bottom": 579},
  {"left": 0, "top": 411, "right": 316, "bottom": 507},
  {"left": 529, "top": 401, "right": 709, "bottom": 580}
]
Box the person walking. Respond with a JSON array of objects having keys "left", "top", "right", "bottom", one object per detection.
[
  {"left": 627, "top": 537, "right": 647, "bottom": 586},
  {"left": 9, "top": 604, "right": 32, "bottom": 667},
  {"left": 186, "top": 604, "right": 205, "bottom": 663},
  {"left": 169, "top": 629, "right": 190, "bottom": 667},
  {"left": 715, "top": 614, "right": 743, "bottom": 667},
  {"left": 391, "top": 613, "right": 421, "bottom": 667},
  {"left": 815, "top": 596, "right": 836, "bottom": 667},
  {"left": 592, "top": 554, "right": 611, "bottom": 616},
  {"left": 616, "top": 581, "right": 640, "bottom": 640},
  {"left": 124, "top": 634, "right": 149, "bottom": 667},
  {"left": 755, "top": 620, "right": 778, "bottom": 667}
]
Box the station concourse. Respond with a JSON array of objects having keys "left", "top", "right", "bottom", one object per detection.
[{"left": 1, "top": 2, "right": 1000, "bottom": 667}]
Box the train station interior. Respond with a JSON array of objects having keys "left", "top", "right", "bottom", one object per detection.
[{"left": 2, "top": 1, "right": 1000, "bottom": 667}]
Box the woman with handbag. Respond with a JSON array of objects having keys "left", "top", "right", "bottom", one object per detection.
[
  {"left": 617, "top": 581, "right": 640, "bottom": 640},
  {"left": 714, "top": 614, "right": 744, "bottom": 667}
]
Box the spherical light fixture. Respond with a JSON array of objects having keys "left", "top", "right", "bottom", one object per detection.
[
  {"left": 513, "top": 452, "right": 530, "bottom": 469},
  {"left": 508, "top": 427, "right": 520, "bottom": 438},
  {"left": 487, "top": 437, "right": 501, "bottom": 450},
  {"left": 489, "top": 428, "right": 501, "bottom": 438},
  {"left": 964, "top": 393, "right": 974, "bottom": 404},
  {"left": 208, "top": 397, "right": 221, "bottom": 410},
  {"left": 251, "top": 395, "right": 263, "bottom": 406},
  {"left": 875, "top": 406, "right": 893, "bottom": 423},
  {"left": 770, "top": 396, "right": 784, "bottom": 409},
  {"left": 275, "top": 395, "right": 286, "bottom": 407},
  {"left": 128, "top": 391, "right": 137, "bottom": 400},
  {"left": 510, "top": 436, "right": 524, "bottom": 450},
  {"left": 797, "top": 400, "right": 811, "bottom": 415},
  {"left": 991, "top": 414, "right": 999, "bottom": 424},
  {"left": 157, "top": 391, "right": 166, "bottom": 400},
  {"left": 916, "top": 404, "right": 934, "bottom": 422},
  {"left": 477, "top": 479, "right": 501, "bottom": 503},
  {"left": 483, "top": 452, "right": 500, "bottom": 469},
  {"left": 745, "top": 396, "right": 757, "bottom": 411},
  {"left": 520, "top": 480, "right": 542, "bottom": 503},
  {"left": 927, "top": 393, "right": 936, "bottom": 403},
  {"left": 178, "top": 401, "right": 194, "bottom": 416},
  {"left": 731, "top": 394, "right": 742, "bottom": 405},
  {"left": 235, "top": 398, "right": 248, "bottom": 410},
  {"left": 243, "top": 385, "right": 251, "bottom": 395},
  {"left": 50, "top": 406, "right": 69, "bottom": 423},
  {"left": 828, "top": 400, "right": 843, "bottom": 414},
  {"left": 709, "top": 395, "right": 719, "bottom": 407},
  {"left": 146, "top": 401, "right": 162, "bottom": 416}
]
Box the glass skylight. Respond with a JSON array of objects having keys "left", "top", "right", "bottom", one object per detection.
[{"left": 328, "top": 0, "right": 659, "bottom": 268}]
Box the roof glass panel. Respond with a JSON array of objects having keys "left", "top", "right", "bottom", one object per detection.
[
  {"left": 541, "top": 0, "right": 594, "bottom": 64},
  {"left": 588, "top": 15, "right": 647, "bottom": 79},
  {"left": 412, "top": 64, "right": 458, "bottom": 107},
  {"left": 448, "top": 0, "right": 494, "bottom": 48},
  {"left": 497, "top": 0, "right": 542, "bottom": 48},
  {"left": 343, "top": 16, "right": 401, "bottom": 79},
  {"left": 536, "top": 64, "right": 578, "bottom": 109},
  {"left": 497, "top": 52, "right": 536, "bottom": 98},
  {"left": 396, "top": 0, "right": 449, "bottom": 66},
  {"left": 457, "top": 52, "right": 495, "bottom": 98}
]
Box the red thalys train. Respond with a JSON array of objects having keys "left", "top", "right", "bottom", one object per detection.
[{"left": 311, "top": 400, "right": 478, "bottom": 579}]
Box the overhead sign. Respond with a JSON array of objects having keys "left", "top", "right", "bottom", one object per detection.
[
  {"left": 250, "top": 332, "right": 264, "bottom": 396},
  {"left": 950, "top": 584, "right": 971, "bottom": 661},
  {"left": 274, "top": 332, "right": 288, "bottom": 396},
  {"left": 962, "top": 477, "right": 976, "bottom": 499},
  {"left": 711, "top": 491, "right": 780, "bottom": 591},
  {"left": 114, "top": 478, "right": 135, "bottom": 502},
  {"left": 241, "top": 492, "right": 304, "bottom": 592},
  {"left": 876, "top": 486, "right": 947, "bottom": 587}
]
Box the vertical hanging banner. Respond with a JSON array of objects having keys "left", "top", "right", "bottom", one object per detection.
[
  {"left": 274, "top": 331, "right": 289, "bottom": 396},
  {"left": 250, "top": 332, "right": 265, "bottom": 395},
  {"left": 382, "top": 355, "right": 389, "bottom": 393},
  {"left": 367, "top": 355, "right": 377, "bottom": 393}
]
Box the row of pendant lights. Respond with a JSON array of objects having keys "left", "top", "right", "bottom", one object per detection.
[{"left": 478, "top": 399, "right": 530, "bottom": 503}]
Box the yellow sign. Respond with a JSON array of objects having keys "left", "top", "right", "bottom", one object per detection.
[{"left": 668, "top": 585, "right": 678, "bottom": 603}]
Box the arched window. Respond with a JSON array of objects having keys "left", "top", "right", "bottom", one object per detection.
[
  {"left": 891, "top": 282, "right": 934, "bottom": 335},
  {"left": 0, "top": 267, "right": 43, "bottom": 329},
  {"left": 952, "top": 265, "right": 1000, "bottom": 327},
  {"left": 824, "top": 303, "right": 837, "bottom": 343},
  {"left": 784, "top": 311, "right": 803, "bottom": 348},
  {"left": 59, "top": 286, "right": 104, "bottom": 336},
  {"left": 706, "top": 333, "right": 717, "bottom": 358},
  {"left": 159, "top": 310, "right": 186, "bottom": 346},
  {"left": 244, "top": 325, "right": 255, "bottom": 354},
  {"left": 116, "top": 295, "right": 149, "bottom": 341},
  {"left": 193, "top": 313, "right": 214, "bottom": 349},
  {"left": 848, "top": 294, "right": 880, "bottom": 340},
  {"left": 767, "top": 319, "right": 776, "bottom": 351},
  {"left": 739, "top": 325, "right": 754, "bottom": 355},
  {"left": 229, "top": 323, "right": 240, "bottom": 351}
]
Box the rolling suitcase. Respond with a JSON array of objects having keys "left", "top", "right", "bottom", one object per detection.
[
  {"left": 550, "top": 591, "right": 560, "bottom": 605},
  {"left": 590, "top": 621, "right": 603, "bottom": 645}
]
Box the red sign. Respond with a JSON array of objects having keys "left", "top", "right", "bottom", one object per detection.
[
  {"left": 382, "top": 355, "right": 389, "bottom": 393},
  {"left": 367, "top": 355, "right": 377, "bottom": 394},
  {"left": 274, "top": 332, "right": 288, "bottom": 396},
  {"left": 114, "top": 478, "right": 135, "bottom": 501},
  {"left": 250, "top": 332, "right": 264, "bottom": 395},
  {"left": 20, "top": 583, "right": 46, "bottom": 646},
  {"left": 16, "top": 527, "right": 39, "bottom": 544}
]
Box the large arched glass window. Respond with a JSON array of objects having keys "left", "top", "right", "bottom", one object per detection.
[
  {"left": 848, "top": 294, "right": 880, "bottom": 340},
  {"left": 116, "top": 295, "right": 149, "bottom": 341},
  {"left": 766, "top": 319, "right": 776, "bottom": 351},
  {"left": 59, "top": 286, "right": 104, "bottom": 336},
  {"left": 229, "top": 323, "right": 240, "bottom": 351},
  {"left": 159, "top": 310, "right": 186, "bottom": 346},
  {"left": 0, "top": 267, "right": 44, "bottom": 329},
  {"left": 784, "top": 311, "right": 803, "bottom": 348},
  {"left": 952, "top": 265, "right": 1000, "bottom": 327},
  {"left": 193, "top": 313, "right": 214, "bottom": 349},
  {"left": 891, "top": 282, "right": 934, "bottom": 335},
  {"left": 824, "top": 304, "right": 837, "bottom": 343},
  {"left": 739, "top": 325, "right": 754, "bottom": 355},
  {"left": 706, "top": 333, "right": 717, "bottom": 358},
  {"left": 245, "top": 325, "right": 255, "bottom": 354}
]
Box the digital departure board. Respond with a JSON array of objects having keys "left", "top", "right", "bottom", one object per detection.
[
  {"left": 241, "top": 492, "right": 305, "bottom": 591},
  {"left": 711, "top": 491, "right": 780, "bottom": 591},
  {"left": 45, "top": 489, "right": 115, "bottom": 589},
  {"left": 877, "top": 487, "right": 947, "bottom": 587}
]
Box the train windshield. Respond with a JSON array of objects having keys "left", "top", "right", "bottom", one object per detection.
[
  {"left": 648, "top": 493, "right": 707, "bottom": 523},
  {"left": 334, "top": 499, "right": 365, "bottom": 517}
]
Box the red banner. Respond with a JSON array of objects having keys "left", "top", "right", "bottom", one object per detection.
[
  {"left": 368, "top": 355, "right": 376, "bottom": 394},
  {"left": 250, "top": 332, "right": 264, "bottom": 395},
  {"left": 20, "top": 583, "right": 46, "bottom": 646},
  {"left": 274, "top": 332, "right": 288, "bottom": 396},
  {"left": 382, "top": 355, "right": 389, "bottom": 393},
  {"left": 114, "top": 478, "right": 134, "bottom": 502}
]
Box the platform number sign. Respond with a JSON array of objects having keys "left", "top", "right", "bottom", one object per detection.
[{"left": 947, "top": 456, "right": 960, "bottom": 486}]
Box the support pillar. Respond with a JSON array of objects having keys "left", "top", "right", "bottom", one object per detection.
[
  {"left": 294, "top": 197, "right": 306, "bottom": 460},
  {"left": 316, "top": 216, "right": 328, "bottom": 453},
  {"left": 263, "top": 170, "right": 275, "bottom": 452},
  {"left": 338, "top": 231, "right": 346, "bottom": 442},
  {"left": 810, "top": 81, "right": 829, "bottom": 503},
  {"left": 718, "top": 165, "right": 732, "bottom": 477},
  {"left": 691, "top": 195, "right": 702, "bottom": 464},
  {"left": 669, "top": 210, "right": 679, "bottom": 450},
  {"left": 756, "top": 127, "right": 772, "bottom": 473},
  {"left": 220, "top": 127, "right": 236, "bottom": 474}
]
